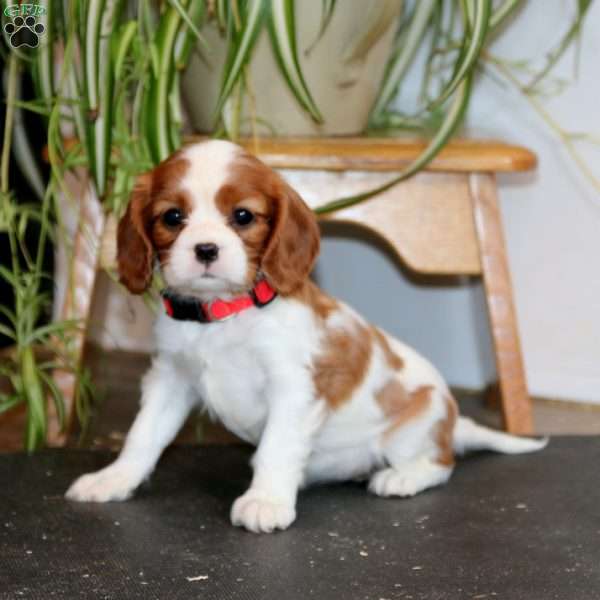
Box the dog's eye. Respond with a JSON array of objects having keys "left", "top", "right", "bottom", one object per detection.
[
  {"left": 232, "top": 208, "right": 254, "bottom": 227},
  {"left": 162, "top": 208, "right": 184, "bottom": 227}
]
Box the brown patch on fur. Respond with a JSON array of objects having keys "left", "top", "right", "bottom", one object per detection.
[
  {"left": 435, "top": 395, "right": 458, "bottom": 466},
  {"left": 117, "top": 153, "right": 190, "bottom": 294},
  {"left": 313, "top": 321, "right": 372, "bottom": 409},
  {"left": 149, "top": 192, "right": 193, "bottom": 265},
  {"left": 263, "top": 184, "right": 320, "bottom": 294},
  {"left": 292, "top": 280, "right": 338, "bottom": 320},
  {"left": 117, "top": 173, "right": 153, "bottom": 294},
  {"left": 218, "top": 152, "right": 320, "bottom": 295},
  {"left": 371, "top": 327, "right": 404, "bottom": 370},
  {"left": 215, "top": 173, "right": 273, "bottom": 286},
  {"left": 378, "top": 383, "right": 433, "bottom": 438},
  {"left": 150, "top": 153, "right": 189, "bottom": 196}
]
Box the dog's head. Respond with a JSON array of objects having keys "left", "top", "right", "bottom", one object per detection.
[{"left": 117, "top": 141, "right": 320, "bottom": 298}]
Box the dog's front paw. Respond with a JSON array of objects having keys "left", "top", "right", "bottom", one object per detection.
[
  {"left": 65, "top": 464, "right": 141, "bottom": 503},
  {"left": 231, "top": 489, "right": 296, "bottom": 533}
]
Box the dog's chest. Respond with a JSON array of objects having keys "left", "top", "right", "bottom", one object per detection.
[
  {"left": 155, "top": 299, "right": 320, "bottom": 443},
  {"left": 161, "top": 318, "right": 271, "bottom": 443},
  {"left": 199, "top": 348, "right": 269, "bottom": 443}
]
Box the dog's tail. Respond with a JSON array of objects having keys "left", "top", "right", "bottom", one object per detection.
[{"left": 453, "top": 416, "right": 548, "bottom": 455}]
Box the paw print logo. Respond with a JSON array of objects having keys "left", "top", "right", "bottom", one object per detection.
[{"left": 4, "top": 15, "right": 45, "bottom": 48}]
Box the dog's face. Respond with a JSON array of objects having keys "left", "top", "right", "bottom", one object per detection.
[{"left": 117, "top": 141, "right": 320, "bottom": 298}]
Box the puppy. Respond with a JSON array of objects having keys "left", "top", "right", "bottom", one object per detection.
[{"left": 66, "top": 140, "right": 546, "bottom": 533}]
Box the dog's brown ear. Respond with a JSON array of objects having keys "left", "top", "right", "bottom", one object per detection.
[
  {"left": 117, "top": 173, "right": 154, "bottom": 294},
  {"left": 261, "top": 180, "right": 320, "bottom": 295}
]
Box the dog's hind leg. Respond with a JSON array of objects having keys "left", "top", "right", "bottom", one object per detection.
[
  {"left": 369, "top": 458, "right": 453, "bottom": 497},
  {"left": 369, "top": 386, "right": 456, "bottom": 498}
]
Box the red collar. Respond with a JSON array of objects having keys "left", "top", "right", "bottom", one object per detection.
[{"left": 161, "top": 279, "right": 277, "bottom": 323}]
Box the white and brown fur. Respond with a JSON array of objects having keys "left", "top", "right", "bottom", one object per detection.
[{"left": 66, "top": 141, "right": 546, "bottom": 533}]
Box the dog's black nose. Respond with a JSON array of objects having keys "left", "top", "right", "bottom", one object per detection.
[{"left": 194, "top": 243, "right": 219, "bottom": 264}]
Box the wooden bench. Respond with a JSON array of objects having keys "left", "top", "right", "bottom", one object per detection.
[{"left": 49, "top": 138, "right": 537, "bottom": 444}]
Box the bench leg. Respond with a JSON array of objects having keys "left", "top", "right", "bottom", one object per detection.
[
  {"left": 47, "top": 173, "right": 105, "bottom": 446},
  {"left": 469, "top": 173, "right": 533, "bottom": 434}
]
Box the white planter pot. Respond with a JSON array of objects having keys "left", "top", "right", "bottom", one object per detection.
[{"left": 182, "top": 0, "right": 402, "bottom": 136}]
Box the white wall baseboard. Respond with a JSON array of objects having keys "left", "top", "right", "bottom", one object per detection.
[{"left": 528, "top": 371, "right": 600, "bottom": 406}]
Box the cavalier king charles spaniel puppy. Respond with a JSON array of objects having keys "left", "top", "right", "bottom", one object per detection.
[{"left": 66, "top": 140, "right": 546, "bottom": 533}]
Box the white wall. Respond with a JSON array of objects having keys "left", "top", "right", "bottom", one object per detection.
[{"left": 316, "top": 1, "right": 600, "bottom": 402}]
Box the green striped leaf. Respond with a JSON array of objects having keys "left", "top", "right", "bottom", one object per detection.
[
  {"left": 305, "top": 0, "right": 337, "bottom": 55},
  {"left": 38, "top": 370, "right": 66, "bottom": 431},
  {"left": 82, "top": 0, "right": 105, "bottom": 193},
  {"left": 175, "top": 2, "right": 207, "bottom": 70},
  {"left": 489, "top": 0, "right": 522, "bottom": 30},
  {"left": 146, "top": 2, "right": 189, "bottom": 162},
  {"left": 0, "top": 323, "right": 15, "bottom": 341},
  {"left": 169, "top": 71, "right": 183, "bottom": 150},
  {"left": 24, "top": 319, "right": 81, "bottom": 346},
  {"left": 213, "top": 0, "right": 268, "bottom": 122},
  {"left": 0, "top": 305, "right": 17, "bottom": 328},
  {"left": 112, "top": 20, "right": 138, "bottom": 81},
  {"left": 370, "top": 0, "right": 437, "bottom": 122},
  {"left": 84, "top": 0, "right": 105, "bottom": 115},
  {"left": 95, "top": 0, "right": 124, "bottom": 196},
  {"left": 169, "top": 0, "right": 209, "bottom": 56},
  {"left": 426, "top": 0, "right": 491, "bottom": 111},
  {"left": 31, "top": 0, "right": 54, "bottom": 108},
  {"left": 21, "top": 346, "right": 47, "bottom": 452},
  {"left": 524, "top": 0, "right": 593, "bottom": 91},
  {"left": 215, "top": 0, "right": 230, "bottom": 31},
  {"left": 268, "top": 0, "right": 323, "bottom": 123},
  {"left": 0, "top": 395, "right": 21, "bottom": 416},
  {"left": 315, "top": 74, "right": 472, "bottom": 215}
]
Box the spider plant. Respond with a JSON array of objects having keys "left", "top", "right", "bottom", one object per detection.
[
  {"left": 0, "top": 54, "right": 87, "bottom": 451},
  {"left": 1, "top": 0, "right": 208, "bottom": 449}
]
